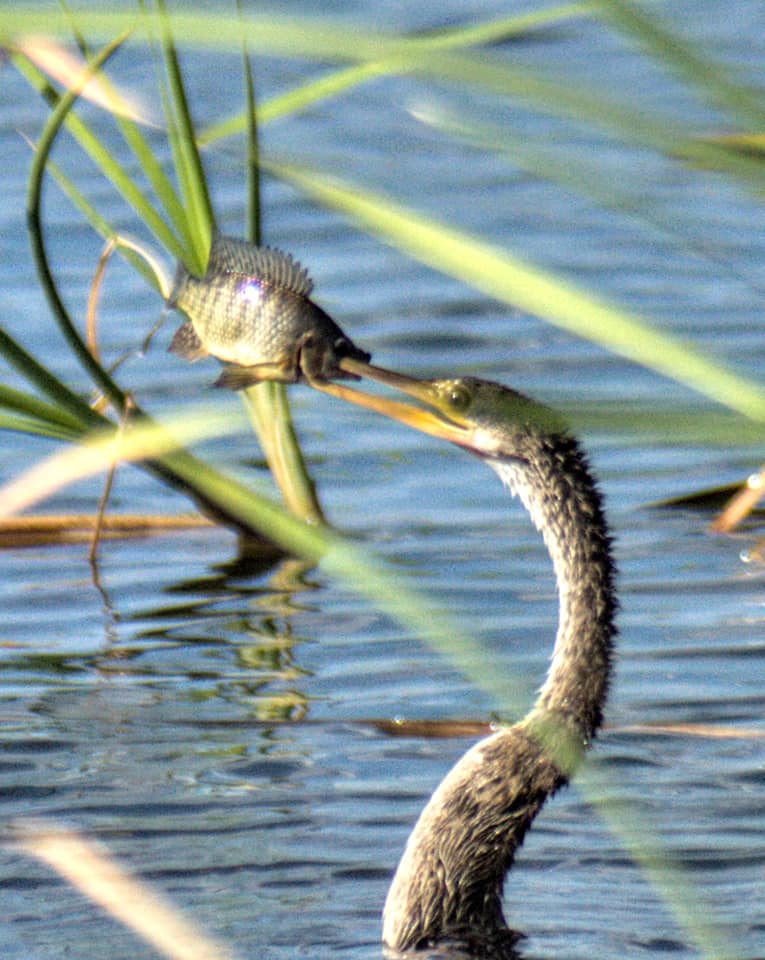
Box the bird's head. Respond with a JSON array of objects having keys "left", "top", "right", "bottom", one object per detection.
[{"left": 312, "top": 359, "right": 567, "bottom": 462}]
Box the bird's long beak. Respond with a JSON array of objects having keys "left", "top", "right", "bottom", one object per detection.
[{"left": 309, "top": 357, "right": 473, "bottom": 447}]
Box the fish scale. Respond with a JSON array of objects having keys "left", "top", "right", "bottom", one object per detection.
[{"left": 168, "top": 234, "right": 370, "bottom": 389}]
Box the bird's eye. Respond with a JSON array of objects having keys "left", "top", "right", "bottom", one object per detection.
[{"left": 446, "top": 384, "right": 471, "bottom": 412}]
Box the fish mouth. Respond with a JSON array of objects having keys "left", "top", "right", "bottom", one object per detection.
[{"left": 308, "top": 357, "right": 475, "bottom": 448}]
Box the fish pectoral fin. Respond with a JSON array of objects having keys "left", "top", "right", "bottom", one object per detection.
[
  {"left": 169, "top": 322, "right": 208, "bottom": 361},
  {"left": 215, "top": 362, "right": 297, "bottom": 391}
]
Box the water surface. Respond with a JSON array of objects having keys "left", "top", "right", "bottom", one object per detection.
[{"left": 1, "top": 4, "right": 764, "bottom": 959}]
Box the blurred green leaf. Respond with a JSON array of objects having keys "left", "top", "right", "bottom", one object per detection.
[
  {"left": 268, "top": 159, "right": 765, "bottom": 422},
  {"left": 596, "top": 0, "right": 765, "bottom": 130},
  {"left": 201, "top": 4, "right": 593, "bottom": 143}
]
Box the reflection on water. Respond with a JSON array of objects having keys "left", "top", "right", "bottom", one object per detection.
[{"left": 2, "top": 2, "right": 765, "bottom": 958}]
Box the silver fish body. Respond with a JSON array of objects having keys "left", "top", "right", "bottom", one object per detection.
[{"left": 168, "top": 234, "right": 370, "bottom": 389}]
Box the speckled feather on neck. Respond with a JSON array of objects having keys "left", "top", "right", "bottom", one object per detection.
[{"left": 382, "top": 417, "right": 616, "bottom": 955}]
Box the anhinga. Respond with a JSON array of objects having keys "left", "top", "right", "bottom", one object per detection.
[{"left": 313, "top": 358, "right": 617, "bottom": 956}]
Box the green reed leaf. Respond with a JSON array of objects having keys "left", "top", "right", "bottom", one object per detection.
[
  {"left": 582, "top": 761, "right": 740, "bottom": 960},
  {"left": 154, "top": 0, "right": 213, "bottom": 269},
  {"left": 0, "top": 325, "right": 102, "bottom": 432},
  {"left": 26, "top": 36, "right": 137, "bottom": 414},
  {"left": 34, "top": 16, "right": 195, "bottom": 255},
  {"left": 596, "top": 0, "right": 765, "bottom": 131},
  {"left": 411, "top": 103, "right": 720, "bottom": 260},
  {"left": 200, "top": 4, "right": 593, "bottom": 142},
  {"left": 233, "top": 2, "right": 325, "bottom": 524},
  {"left": 0, "top": 413, "right": 79, "bottom": 441},
  {"left": 0, "top": 384, "right": 87, "bottom": 437},
  {"left": 240, "top": 3, "right": 262, "bottom": 247},
  {"left": 32, "top": 151, "right": 166, "bottom": 293},
  {"left": 6, "top": 6, "right": 765, "bottom": 199},
  {"left": 268, "top": 160, "right": 765, "bottom": 422},
  {"left": 12, "top": 51, "right": 188, "bottom": 264},
  {"left": 105, "top": 84, "right": 195, "bottom": 259}
]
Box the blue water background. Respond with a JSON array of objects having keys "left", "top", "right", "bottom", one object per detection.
[{"left": 1, "top": 4, "right": 764, "bottom": 958}]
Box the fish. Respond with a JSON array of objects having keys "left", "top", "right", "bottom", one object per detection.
[{"left": 168, "top": 234, "right": 370, "bottom": 389}]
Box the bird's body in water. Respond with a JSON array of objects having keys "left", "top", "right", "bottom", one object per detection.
[
  {"left": 314, "top": 361, "right": 617, "bottom": 957},
  {"left": 168, "top": 234, "right": 370, "bottom": 389}
]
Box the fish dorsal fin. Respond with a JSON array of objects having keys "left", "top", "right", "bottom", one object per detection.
[
  {"left": 250, "top": 246, "right": 314, "bottom": 297},
  {"left": 206, "top": 234, "right": 314, "bottom": 297}
]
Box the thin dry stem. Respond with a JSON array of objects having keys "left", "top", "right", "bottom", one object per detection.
[
  {"left": 710, "top": 467, "right": 765, "bottom": 532},
  {"left": 0, "top": 512, "right": 212, "bottom": 548}
]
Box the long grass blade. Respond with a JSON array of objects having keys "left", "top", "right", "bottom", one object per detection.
[
  {"left": 595, "top": 0, "right": 765, "bottom": 130},
  {"left": 0, "top": 383, "right": 87, "bottom": 435},
  {"left": 201, "top": 4, "right": 593, "bottom": 142},
  {"left": 154, "top": 0, "right": 213, "bottom": 269},
  {"left": 268, "top": 160, "right": 765, "bottom": 422},
  {"left": 25, "top": 37, "right": 135, "bottom": 413},
  {"left": 28, "top": 148, "right": 166, "bottom": 292},
  {"left": 0, "top": 413, "right": 80, "bottom": 441},
  {"left": 12, "top": 53, "right": 188, "bottom": 263},
  {"left": 50, "top": 4, "right": 196, "bottom": 262},
  {"left": 240, "top": 386, "right": 325, "bottom": 523},
  {"left": 582, "top": 763, "right": 739, "bottom": 960},
  {"left": 3, "top": 8, "right": 758, "bottom": 188},
  {"left": 0, "top": 326, "right": 102, "bottom": 429},
  {"left": 240, "top": 4, "right": 261, "bottom": 247},
  {"left": 115, "top": 113, "right": 196, "bottom": 260},
  {"left": 411, "top": 103, "right": 763, "bottom": 296},
  {"left": 74, "top": 35, "right": 195, "bottom": 259},
  {"left": 234, "top": 0, "right": 324, "bottom": 524},
  {"left": 16, "top": 34, "right": 152, "bottom": 124}
]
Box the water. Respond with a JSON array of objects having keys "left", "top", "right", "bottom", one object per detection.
[{"left": 1, "top": 4, "right": 765, "bottom": 958}]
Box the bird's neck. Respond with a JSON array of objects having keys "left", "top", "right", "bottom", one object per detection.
[
  {"left": 382, "top": 430, "right": 616, "bottom": 953},
  {"left": 490, "top": 431, "right": 615, "bottom": 754}
]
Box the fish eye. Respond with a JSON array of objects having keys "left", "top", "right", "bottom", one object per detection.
[{"left": 445, "top": 383, "right": 471, "bottom": 412}]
